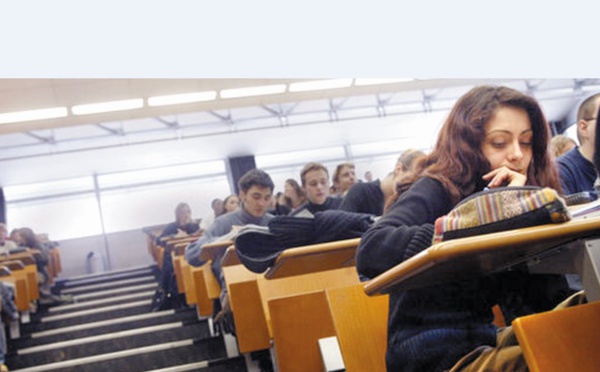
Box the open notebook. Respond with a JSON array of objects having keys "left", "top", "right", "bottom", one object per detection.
[
  {"left": 214, "top": 224, "right": 269, "bottom": 242},
  {"left": 570, "top": 198, "right": 600, "bottom": 220}
]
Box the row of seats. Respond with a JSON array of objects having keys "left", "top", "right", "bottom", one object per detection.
[
  {"left": 0, "top": 247, "right": 62, "bottom": 339},
  {"left": 144, "top": 232, "right": 390, "bottom": 371},
  {"left": 145, "top": 225, "right": 600, "bottom": 372}
]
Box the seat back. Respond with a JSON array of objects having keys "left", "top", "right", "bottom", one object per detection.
[
  {"left": 513, "top": 300, "right": 600, "bottom": 372},
  {"left": 326, "top": 284, "right": 388, "bottom": 372}
]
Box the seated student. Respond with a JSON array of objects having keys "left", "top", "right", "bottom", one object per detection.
[
  {"left": 283, "top": 178, "right": 306, "bottom": 211},
  {"left": 16, "top": 227, "right": 72, "bottom": 305},
  {"left": 0, "top": 223, "right": 17, "bottom": 255},
  {"left": 219, "top": 194, "right": 240, "bottom": 216},
  {"left": 556, "top": 92, "right": 600, "bottom": 194},
  {"left": 0, "top": 282, "right": 16, "bottom": 372},
  {"left": 268, "top": 192, "right": 292, "bottom": 216},
  {"left": 393, "top": 148, "right": 427, "bottom": 181},
  {"left": 357, "top": 85, "right": 575, "bottom": 372},
  {"left": 185, "top": 169, "right": 275, "bottom": 333},
  {"left": 550, "top": 134, "right": 577, "bottom": 158},
  {"left": 339, "top": 171, "right": 396, "bottom": 216},
  {"left": 185, "top": 168, "right": 275, "bottom": 281},
  {"left": 332, "top": 162, "right": 357, "bottom": 196},
  {"left": 340, "top": 149, "right": 427, "bottom": 216},
  {"left": 200, "top": 198, "right": 223, "bottom": 231},
  {"left": 290, "top": 162, "right": 343, "bottom": 217},
  {"left": 158, "top": 202, "right": 201, "bottom": 240}
]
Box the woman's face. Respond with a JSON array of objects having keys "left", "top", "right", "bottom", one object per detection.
[
  {"left": 304, "top": 169, "right": 330, "bottom": 205},
  {"left": 284, "top": 182, "right": 296, "bottom": 198},
  {"left": 224, "top": 196, "right": 240, "bottom": 213},
  {"left": 481, "top": 107, "right": 533, "bottom": 177}
]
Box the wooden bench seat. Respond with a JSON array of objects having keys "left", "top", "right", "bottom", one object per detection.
[
  {"left": 1, "top": 253, "right": 39, "bottom": 302},
  {"left": 168, "top": 237, "right": 224, "bottom": 316},
  {"left": 223, "top": 238, "right": 363, "bottom": 371},
  {"left": 513, "top": 300, "right": 600, "bottom": 372}
]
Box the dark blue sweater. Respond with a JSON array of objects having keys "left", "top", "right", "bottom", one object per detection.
[
  {"left": 556, "top": 146, "right": 597, "bottom": 194},
  {"left": 356, "top": 177, "right": 572, "bottom": 371}
]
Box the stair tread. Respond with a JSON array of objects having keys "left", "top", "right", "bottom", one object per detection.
[
  {"left": 10, "top": 308, "right": 202, "bottom": 349},
  {"left": 8, "top": 324, "right": 214, "bottom": 369},
  {"left": 6, "top": 339, "right": 241, "bottom": 372},
  {"left": 7, "top": 265, "right": 245, "bottom": 372}
]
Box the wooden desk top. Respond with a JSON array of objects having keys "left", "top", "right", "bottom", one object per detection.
[
  {"left": 364, "top": 217, "right": 600, "bottom": 296},
  {"left": 163, "top": 236, "right": 200, "bottom": 254},
  {"left": 1, "top": 252, "right": 36, "bottom": 265},
  {"left": 264, "top": 238, "right": 360, "bottom": 279},
  {"left": 221, "top": 246, "right": 241, "bottom": 267},
  {"left": 199, "top": 239, "right": 234, "bottom": 262}
]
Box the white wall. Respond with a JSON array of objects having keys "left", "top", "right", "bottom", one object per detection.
[{"left": 56, "top": 229, "right": 155, "bottom": 278}]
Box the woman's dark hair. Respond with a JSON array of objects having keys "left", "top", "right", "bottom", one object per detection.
[
  {"left": 393, "top": 85, "right": 561, "bottom": 206},
  {"left": 219, "top": 194, "right": 240, "bottom": 216},
  {"left": 284, "top": 178, "right": 306, "bottom": 205}
]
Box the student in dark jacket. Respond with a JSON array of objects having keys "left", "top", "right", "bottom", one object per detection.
[
  {"left": 357, "top": 85, "right": 573, "bottom": 372},
  {"left": 340, "top": 149, "right": 426, "bottom": 216}
]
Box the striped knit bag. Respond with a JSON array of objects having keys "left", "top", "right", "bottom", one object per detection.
[{"left": 432, "top": 186, "right": 571, "bottom": 243}]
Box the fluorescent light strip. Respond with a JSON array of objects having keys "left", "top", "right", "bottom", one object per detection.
[
  {"left": 532, "top": 88, "right": 574, "bottom": 99},
  {"left": 289, "top": 79, "right": 353, "bottom": 93},
  {"left": 220, "top": 84, "right": 287, "bottom": 99},
  {"left": 0, "top": 107, "right": 68, "bottom": 124},
  {"left": 581, "top": 84, "right": 600, "bottom": 92},
  {"left": 147, "top": 91, "right": 216, "bottom": 107},
  {"left": 72, "top": 98, "right": 144, "bottom": 115},
  {"left": 354, "top": 78, "right": 414, "bottom": 86}
]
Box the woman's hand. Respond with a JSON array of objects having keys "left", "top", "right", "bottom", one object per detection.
[{"left": 482, "top": 166, "right": 527, "bottom": 188}]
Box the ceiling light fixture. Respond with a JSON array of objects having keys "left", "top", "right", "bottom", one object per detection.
[
  {"left": 220, "top": 84, "right": 287, "bottom": 99},
  {"left": 147, "top": 91, "right": 217, "bottom": 107},
  {"left": 581, "top": 84, "right": 600, "bottom": 92},
  {"left": 288, "top": 79, "right": 353, "bottom": 93},
  {"left": 353, "top": 78, "right": 415, "bottom": 86},
  {"left": 531, "top": 87, "right": 574, "bottom": 99},
  {"left": 72, "top": 98, "right": 144, "bottom": 115},
  {"left": 0, "top": 107, "right": 68, "bottom": 125}
]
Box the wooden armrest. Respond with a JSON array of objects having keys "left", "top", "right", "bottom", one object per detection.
[
  {"left": 221, "top": 246, "right": 241, "bottom": 267},
  {"left": 265, "top": 238, "right": 360, "bottom": 279},
  {"left": 158, "top": 236, "right": 200, "bottom": 252},
  {"left": 0, "top": 267, "right": 12, "bottom": 277},
  {"left": 199, "top": 240, "right": 233, "bottom": 262},
  {"left": 0, "top": 260, "right": 25, "bottom": 271},
  {"left": 1, "top": 252, "right": 35, "bottom": 266}
]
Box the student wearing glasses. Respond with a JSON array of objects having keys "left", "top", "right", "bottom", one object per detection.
[{"left": 556, "top": 92, "right": 600, "bottom": 194}]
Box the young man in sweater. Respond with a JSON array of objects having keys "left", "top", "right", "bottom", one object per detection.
[
  {"left": 289, "top": 162, "right": 342, "bottom": 217},
  {"left": 185, "top": 168, "right": 274, "bottom": 269}
]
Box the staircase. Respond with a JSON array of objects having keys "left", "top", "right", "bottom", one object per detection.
[{"left": 5, "top": 265, "right": 248, "bottom": 372}]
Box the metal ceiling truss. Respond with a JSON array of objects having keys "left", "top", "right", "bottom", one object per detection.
[{"left": 2, "top": 79, "right": 600, "bottom": 162}]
